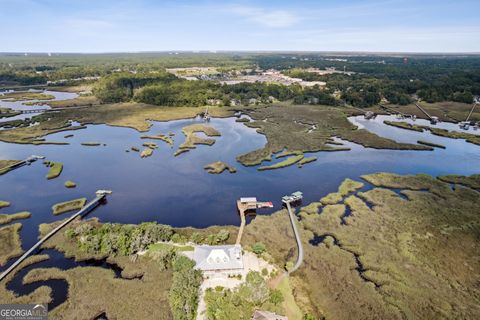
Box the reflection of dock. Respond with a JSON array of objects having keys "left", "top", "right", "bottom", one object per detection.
[
  {"left": 235, "top": 197, "right": 273, "bottom": 245},
  {"left": 0, "top": 190, "right": 112, "bottom": 282}
]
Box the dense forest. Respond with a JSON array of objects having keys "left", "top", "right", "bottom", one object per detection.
[
  {"left": 93, "top": 72, "right": 339, "bottom": 107},
  {"left": 278, "top": 56, "right": 480, "bottom": 105},
  {"left": 1, "top": 52, "right": 479, "bottom": 107}
]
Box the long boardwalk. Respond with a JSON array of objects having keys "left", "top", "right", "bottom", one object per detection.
[
  {"left": 0, "top": 190, "right": 111, "bottom": 282},
  {"left": 235, "top": 201, "right": 249, "bottom": 245},
  {"left": 20, "top": 105, "right": 92, "bottom": 114},
  {"left": 1, "top": 155, "right": 44, "bottom": 174},
  {"left": 284, "top": 201, "right": 304, "bottom": 274},
  {"left": 21, "top": 108, "right": 49, "bottom": 114}
]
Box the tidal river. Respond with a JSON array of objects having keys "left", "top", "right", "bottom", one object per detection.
[{"left": 1, "top": 111, "right": 479, "bottom": 309}]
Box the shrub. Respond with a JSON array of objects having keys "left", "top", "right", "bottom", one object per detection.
[
  {"left": 189, "top": 232, "right": 203, "bottom": 244},
  {"left": 252, "top": 242, "right": 266, "bottom": 255},
  {"left": 269, "top": 289, "right": 284, "bottom": 305},
  {"left": 285, "top": 261, "right": 294, "bottom": 272},
  {"left": 149, "top": 247, "right": 177, "bottom": 271},
  {"left": 238, "top": 272, "right": 270, "bottom": 305}
]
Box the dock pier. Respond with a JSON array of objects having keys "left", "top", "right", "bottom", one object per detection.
[
  {"left": 235, "top": 197, "right": 273, "bottom": 245},
  {"left": 282, "top": 191, "right": 304, "bottom": 274},
  {"left": 1, "top": 155, "right": 45, "bottom": 174},
  {"left": 0, "top": 190, "right": 112, "bottom": 282}
]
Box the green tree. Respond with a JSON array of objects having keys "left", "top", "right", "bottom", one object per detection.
[
  {"left": 269, "top": 289, "right": 284, "bottom": 306},
  {"left": 238, "top": 272, "right": 269, "bottom": 305},
  {"left": 215, "top": 229, "right": 230, "bottom": 243},
  {"left": 252, "top": 242, "right": 266, "bottom": 255},
  {"left": 169, "top": 256, "right": 202, "bottom": 320},
  {"left": 189, "top": 232, "right": 203, "bottom": 244}
]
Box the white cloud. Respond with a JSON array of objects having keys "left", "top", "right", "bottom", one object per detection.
[{"left": 226, "top": 5, "right": 298, "bottom": 28}]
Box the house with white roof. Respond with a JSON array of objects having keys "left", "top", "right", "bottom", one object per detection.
[{"left": 193, "top": 244, "right": 244, "bottom": 276}]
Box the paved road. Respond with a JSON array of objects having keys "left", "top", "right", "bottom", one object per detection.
[{"left": 285, "top": 202, "right": 304, "bottom": 273}]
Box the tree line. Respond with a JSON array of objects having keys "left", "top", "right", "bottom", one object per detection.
[{"left": 93, "top": 72, "right": 338, "bottom": 107}]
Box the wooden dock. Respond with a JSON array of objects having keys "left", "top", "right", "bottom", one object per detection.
[
  {"left": 0, "top": 190, "right": 112, "bottom": 282},
  {"left": 0, "top": 155, "right": 45, "bottom": 174},
  {"left": 235, "top": 198, "right": 273, "bottom": 245},
  {"left": 20, "top": 105, "right": 91, "bottom": 114}
]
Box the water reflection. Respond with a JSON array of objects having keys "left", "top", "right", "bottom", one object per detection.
[
  {"left": 0, "top": 90, "right": 78, "bottom": 111},
  {"left": 1, "top": 113, "right": 479, "bottom": 306},
  {"left": 0, "top": 115, "right": 478, "bottom": 249}
]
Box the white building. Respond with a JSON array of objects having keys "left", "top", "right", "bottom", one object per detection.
[{"left": 193, "top": 245, "right": 244, "bottom": 276}]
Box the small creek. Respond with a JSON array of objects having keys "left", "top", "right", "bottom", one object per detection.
[
  {"left": 0, "top": 90, "right": 79, "bottom": 124},
  {"left": 5, "top": 248, "right": 126, "bottom": 310}
]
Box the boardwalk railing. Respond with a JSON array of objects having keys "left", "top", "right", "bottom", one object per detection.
[
  {"left": 282, "top": 193, "right": 304, "bottom": 274},
  {"left": 0, "top": 190, "right": 112, "bottom": 282},
  {"left": 1, "top": 155, "right": 45, "bottom": 174},
  {"left": 19, "top": 105, "right": 92, "bottom": 115},
  {"left": 21, "top": 109, "right": 49, "bottom": 114}
]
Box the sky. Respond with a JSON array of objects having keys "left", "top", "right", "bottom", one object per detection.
[{"left": 1, "top": 0, "right": 479, "bottom": 53}]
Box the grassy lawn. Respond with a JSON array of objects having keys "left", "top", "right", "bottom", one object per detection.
[
  {"left": 147, "top": 242, "right": 194, "bottom": 253},
  {"left": 276, "top": 277, "right": 303, "bottom": 320}
]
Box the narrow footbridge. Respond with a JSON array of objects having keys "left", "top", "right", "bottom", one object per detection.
[
  {"left": 0, "top": 190, "right": 112, "bottom": 282},
  {"left": 20, "top": 105, "right": 91, "bottom": 114},
  {"left": 1, "top": 155, "right": 45, "bottom": 173},
  {"left": 21, "top": 108, "right": 50, "bottom": 114},
  {"left": 282, "top": 192, "right": 304, "bottom": 274}
]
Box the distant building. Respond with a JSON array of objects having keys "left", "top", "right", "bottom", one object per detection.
[
  {"left": 252, "top": 310, "right": 288, "bottom": 320},
  {"left": 193, "top": 245, "right": 244, "bottom": 276}
]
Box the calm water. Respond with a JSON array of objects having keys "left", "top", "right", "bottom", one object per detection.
[
  {"left": 351, "top": 114, "right": 480, "bottom": 136},
  {"left": 0, "top": 89, "right": 78, "bottom": 111},
  {"left": 0, "top": 90, "right": 79, "bottom": 123},
  {"left": 0, "top": 112, "right": 479, "bottom": 307}
]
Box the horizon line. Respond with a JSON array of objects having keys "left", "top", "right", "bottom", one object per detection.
[{"left": 1, "top": 50, "right": 480, "bottom": 56}]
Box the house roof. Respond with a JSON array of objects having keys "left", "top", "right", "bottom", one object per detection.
[{"left": 193, "top": 245, "right": 244, "bottom": 271}]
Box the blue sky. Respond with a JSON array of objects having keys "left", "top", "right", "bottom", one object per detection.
[{"left": 1, "top": 0, "right": 479, "bottom": 53}]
